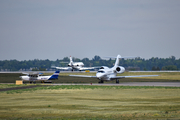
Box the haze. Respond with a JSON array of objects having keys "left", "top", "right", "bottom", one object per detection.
[{"left": 0, "top": 0, "right": 180, "bottom": 60}]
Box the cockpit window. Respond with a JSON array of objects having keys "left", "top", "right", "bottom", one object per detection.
[
  {"left": 100, "top": 67, "right": 104, "bottom": 69},
  {"left": 97, "top": 71, "right": 105, "bottom": 73}
]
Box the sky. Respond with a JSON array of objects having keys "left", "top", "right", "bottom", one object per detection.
[{"left": 0, "top": 0, "right": 180, "bottom": 60}]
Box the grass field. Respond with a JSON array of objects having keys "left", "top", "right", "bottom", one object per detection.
[
  {"left": 1, "top": 71, "right": 180, "bottom": 83},
  {"left": 0, "top": 85, "right": 180, "bottom": 119},
  {"left": 0, "top": 84, "right": 29, "bottom": 89}
]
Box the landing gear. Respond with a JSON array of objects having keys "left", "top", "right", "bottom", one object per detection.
[
  {"left": 98, "top": 80, "right": 104, "bottom": 84},
  {"left": 116, "top": 79, "right": 119, "bottom": 84},
  {"left": 30, "top": 81, "right": 36, "bottom": 84}
]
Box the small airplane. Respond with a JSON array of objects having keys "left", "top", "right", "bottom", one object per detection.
[
  {"left": 69, "top": 55, "right": 158, "bottom": 84},
  {"left": 20, "top": 71, "right": 60, "bottom": 83},
  {"left": 54, "top": 56, "right": 98, "bottom": 71}
]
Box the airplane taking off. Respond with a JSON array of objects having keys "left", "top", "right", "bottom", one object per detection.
[
  {"left": 20, "top": 71, "right": 60, "bottom": 83},
  {"left": 69, "top": 55, "right": 158, "bottom": 84},
  {"left": 55, "top": 56, "right": 98, "bottom": 71}
]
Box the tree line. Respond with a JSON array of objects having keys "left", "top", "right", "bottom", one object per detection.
[{"left": 0, "top": 56, "right": 179, "bottom": 71}]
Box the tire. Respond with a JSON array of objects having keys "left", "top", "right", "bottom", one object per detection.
[{"left": 116, "top": 79, "right": 119, "bottom": 84}]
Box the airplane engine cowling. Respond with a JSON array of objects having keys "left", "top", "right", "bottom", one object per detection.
[{"left": 115, "top": 66, "right": 125, "bottom": 73}]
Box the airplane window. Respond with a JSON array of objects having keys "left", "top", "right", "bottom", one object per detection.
[
  {"left": 100, "top": 67, "right": 104, "bottom": 69},
  {"left": 97, "top": 71, "right": 105, "bottom": 73}
]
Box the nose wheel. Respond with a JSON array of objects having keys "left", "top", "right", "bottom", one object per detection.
[{"left": 116, "top": 79, "right": 119, "bottom": 84}]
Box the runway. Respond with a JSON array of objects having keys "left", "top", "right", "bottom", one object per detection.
[
  {"left": 1, "top": 82, "right": 180, "bottom": 92},
  {"left": 53, "top": 82, "right": 180, "bottom": 87}
]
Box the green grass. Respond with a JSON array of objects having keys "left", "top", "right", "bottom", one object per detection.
[
  {"left": 120, "top": 72, "right": 180, "bottom": 81},
  {"left": 0, "top": 85, "right": 180, "bottom": 119},
  {"left": 0, "top": 84, "right": 23, "bottom": 89},
  {"left": 2, "top": 85, "right": 180, "bottom": 93},
  {"left": 0, "top": 73, "right": 20, "bottom": 83}
]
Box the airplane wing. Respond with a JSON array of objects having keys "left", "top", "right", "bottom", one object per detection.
[
  {"left": 69, "top": 75, "right": 97, "bottom": 78},
  {"left": 110, "top": 75, "right": 159, "bottom": 80},
  {"left": 78, "top": 67, "right": 99, "bottom": 71},
  {"left": 55, "top": 67, "right": 72, "bottom": 70},
  {"left": 51, "top": 65, "right": 72, "bottom": 70},
  {"left": 22, "top": 72, "right": 29, "bottom": 75},
  {"left": 22, "top": 72, "right": 42, "bottom": 75}
]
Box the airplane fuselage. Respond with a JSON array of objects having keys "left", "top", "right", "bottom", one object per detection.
[
  {"left": 68, "top": 62, "right": 84, "bottom": 67},
  {"left": 96, "top": 66, "right": 125, "bottom": 81},
  {"left": 20, "top": 71, "right": 60, "bottom": 81},
  {"left": 68, "top": 62, "right": 85, "bottom": 71},
  {"left": 20, "top": 75, "right": 52, "bottom": 81}
]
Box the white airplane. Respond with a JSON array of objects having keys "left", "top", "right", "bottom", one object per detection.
[
  {"left": 20, "top": 71, "right": 60, "bottom": 83},
  {"left": 69, "top": 55, "right": 158, "bottom": 84},
  {"left": 55, "top": 56, "right": 98, "bottom": 71}
]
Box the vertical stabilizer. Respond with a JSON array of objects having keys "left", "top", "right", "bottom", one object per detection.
[
  {"left": 114, "top": 55, "right": 121, "bottom": 67},
  {"left": 49, "top": 71, "right": 60, "bottom": 80},
  {"left": 69, "top": 56, "right": 73, "bottom": 65}
]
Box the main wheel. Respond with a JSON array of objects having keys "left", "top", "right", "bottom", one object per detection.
[
  {"left": 98, "top": 80, "right": 104, "bottom": 84},
  {"left": 116, "top": 79, "right": 119, "bottom": 84}
]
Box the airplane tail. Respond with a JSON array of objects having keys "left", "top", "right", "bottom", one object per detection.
[
  {"left": 48, "top": 71, "right": 60, "bottom": 80},
  {"left": 114, "top": 55, "right": 138, "bottom": 67},
  {"left": 114, "top": 55, "right": 121, "bottom": 67},
  {"left": 105, "top": 55, "right": 138, "bottom": 67},
  {"left": 69, "top": 56, "right": 73, "bottom": 65}
]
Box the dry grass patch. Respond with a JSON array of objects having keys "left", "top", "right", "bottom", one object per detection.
[{"left": 0, "top": 86, "right": 180, "bottom": 119}]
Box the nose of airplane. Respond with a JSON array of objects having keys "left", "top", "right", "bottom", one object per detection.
[{"left": 96, "top": 73, "right": 103, "bottom": 79}]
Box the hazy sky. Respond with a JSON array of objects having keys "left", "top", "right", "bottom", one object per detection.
[{"left": 0, "top": 0, "right": 180, "bottom": 60}]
